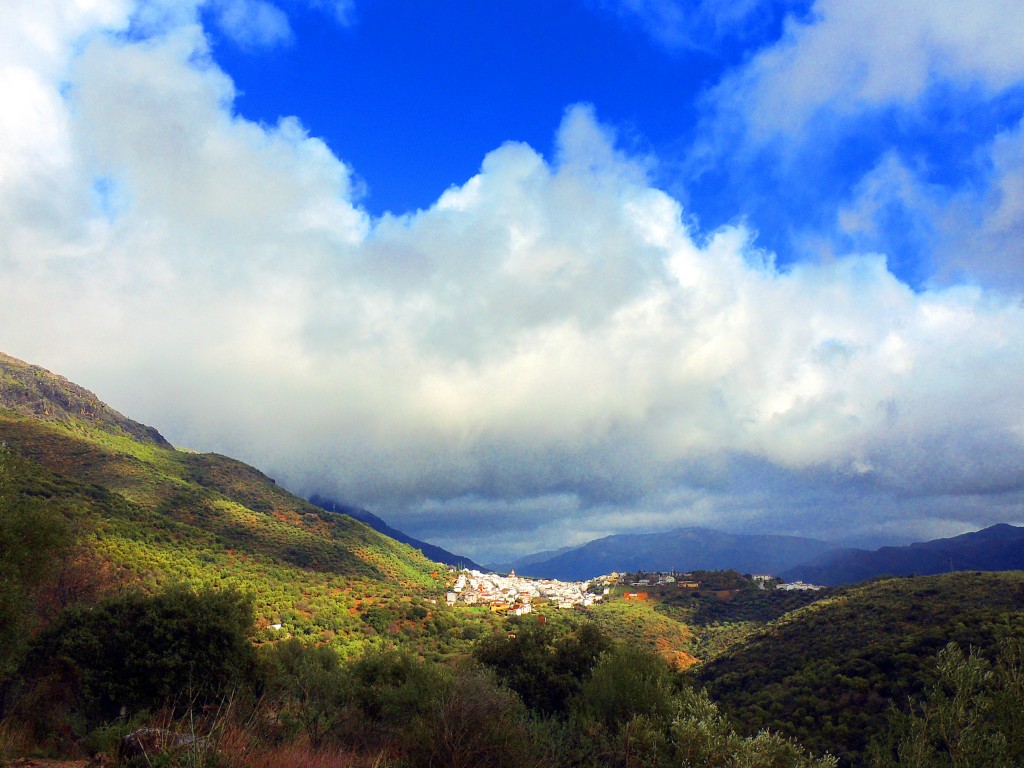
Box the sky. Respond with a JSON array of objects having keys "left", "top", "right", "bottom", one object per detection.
[{"left": 2, "top": 0, "right": 1024, "bottom": 563}]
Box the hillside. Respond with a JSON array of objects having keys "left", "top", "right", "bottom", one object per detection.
[
  {"left": 781, "top": 523, "right": 1024, "bottom": 585},
  {"left": 0, "top": 351, "right": 465, "bottom": 658},
  {"left": 696, "top": 571, "right": 1024, "bottom": 765},
  {"left": 510, "top": 527, "right": 836, "bottom": 580},
  {"left": 310, "top": 495, "right": 483, "bottom": 570},
  {"left": 0, "top": 351, "right": 170, "bottom": 447}
]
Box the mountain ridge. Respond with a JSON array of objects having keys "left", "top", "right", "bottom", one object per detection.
[
  {"left": 780, "top": 522, "right": 1024, "bottom": 585},
  {"left": 0, "top": 351, "right": 170, "bottom": 447},
  {"left": 0, "top": 349, "right": 454, "bottom": 654},
  {"left": 505, "top": 526, "right": 836, "bottom": 581},
  {"left": 310, "top": 495, "right": 483, "bottom": 571}
]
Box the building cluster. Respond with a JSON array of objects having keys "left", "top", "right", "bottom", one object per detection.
[
  {"left": 445, "top": 569, "right": 606, "bottom": 613},
  {"left": 775, "top": 580, "right": 826, "bottom": 591}
]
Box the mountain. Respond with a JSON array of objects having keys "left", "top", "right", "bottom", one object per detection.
[
  {"left": 506, "top": 527, "right": 836, "bottom": 581},
  {"left": 698, "top": 571, "right": 1024, "bottom": 765},
  {"left": 486, "top": 545, "right": 577, "bottom": 574},
  {"left": 310, "top": 495, "right": 483, "bottom": 570},
  {"left": 0, "top": 351, "right": 457, "bottom": 654},
  {"left": 0, "top": 351, "right": 170, "bottom": 447},
  {"left": 780, "top": 523, "right": 1024, "bottom": 586}
]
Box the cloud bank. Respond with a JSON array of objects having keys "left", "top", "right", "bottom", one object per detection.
[{"left": 2, "top": 0, "right": 1024, "bottom": 560}]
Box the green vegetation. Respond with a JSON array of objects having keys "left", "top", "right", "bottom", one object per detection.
[
  {"left": 3, "top": 588, "right": 835, "bottom": 767},
  {"left": 0, "top": 446, "right": 73, "bottom": 685},
  {"left": 654, "top": 571, "right": 828, "bottom": 662},
  {"left": 4, "top": 353, "right": 1024, "bottom": 767},
  {"left": 17, "top": 587, "right": 256, "bottom": 738},
  {"left": 0, "top": 407, "right": 469, "bottom": 657},
  {"left": 869, "top": 639, "right": 1024, "bottom": 767},
  {"left": 698, "top": 572, "right": 1024, "bottom": 765}
]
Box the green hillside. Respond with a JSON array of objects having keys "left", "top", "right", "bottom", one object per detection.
[
  {"left": 697, "top": 571, "right": 1024, "bottom": 765},
  {"left": 0, "top": 352, "right": 465, "bottom": 660}
]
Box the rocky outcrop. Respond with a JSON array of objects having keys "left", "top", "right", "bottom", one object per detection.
[{"left": 0, "top": 352, "right": 170, "bottom": 447}]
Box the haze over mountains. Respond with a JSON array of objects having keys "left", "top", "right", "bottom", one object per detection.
[
  {"left": 310, "top": 495, "right": 483, "bottom": 571},
  {"left": 5, "top": 347, "right": 1023, "bottom": 592},
  {"left": 781, "top": 523, "right": 1024, "bottom": 585},
  {"left": 496, "top": 528, "right": 836, "bottom": 581},
  {"left": 493, "top": 522, "right": 1024, "bottom": 584}
]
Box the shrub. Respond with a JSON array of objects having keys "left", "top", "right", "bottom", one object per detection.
[{"left": 22, "top": 585, "right": 256, "bottom": 730}]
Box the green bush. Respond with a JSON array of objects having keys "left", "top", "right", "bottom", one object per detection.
[
  {"left": 406, "top": 664, "right": 545, "bottom": 768},
  {"left": 474, "top": 619, "right": 610, "bottom": 716},
  {"left": 259, "top": 637, "right": 350, "bottom": 747},
  {"left": 23, "top": 585, "right": 255, "bottom": 729},
  {"left": 870, "top": 640, "right": 1024, "bottom": 767}
]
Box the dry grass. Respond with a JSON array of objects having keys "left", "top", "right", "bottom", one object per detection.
[
  {"left": 215, "top": 726, "right": 393, "bottom": 768},
  {"left": 0, "top": 718, "right": 34, "bottom": 763}
]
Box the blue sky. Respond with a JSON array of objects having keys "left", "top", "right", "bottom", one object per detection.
[
  {"left": 204, "top": 0, "right": 1024, "bottom": 289},
  {"left": 3, "top": 0, "right": 1024, "bottom": 561}
]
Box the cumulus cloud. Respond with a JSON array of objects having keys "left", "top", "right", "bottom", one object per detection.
[
  {"left": 713, "top": 0, "right": 1024, "bottom": 143},
  {"left": 688, "top": 0, "right": 1024, "bottom": 294},
  {"left": 3, "top": 0, "right": 1024, "bottom": 560}
]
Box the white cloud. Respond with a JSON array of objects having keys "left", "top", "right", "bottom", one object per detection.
[
  {"left": 834, "top": 122, "right": 1024, "bottom": 288},
  {"left": 210, "top": 0, "right": 292, "bottom": 49},
  {"left": 2, "top": 0, "right": 1024, "bottom": 559},
  {"left": 715, "top": 0, "right": 1024, "bottom": 143}
]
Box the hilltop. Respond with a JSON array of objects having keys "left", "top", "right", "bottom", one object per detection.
[{"left": 0, "top": 351, "right": 169, "bottom": 447}]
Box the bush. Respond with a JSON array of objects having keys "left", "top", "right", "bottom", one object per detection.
[
  {"left": 22, "top": 585, "right": 256, "bottom": 730},
  {"left": 870, "top": 640, "right": 1024, "bottom": 767},
  {"left": 406, "top": 665, "right": 545, "bottom": 768},
  {"left": 344, "top": 649, "right": 447, "bottom": 749},
  {"left": 474, "top": 619, "right": 610, "bottom": 716},
  {"left": 259, "top": 638, "right": 350, "bottom": 747}
]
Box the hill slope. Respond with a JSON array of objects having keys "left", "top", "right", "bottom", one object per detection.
[
  {"left": 0, "top": 351, "right": 170, "bottom": 447},
  {"left": 697, "top": 571, "right": 1024, "bottom": 765},
  {"left": 0, "top": 351, "right": 457, "bottom": 656},
  {"left": 310, "top": 495, "right": 483, "bottom": 570},
  {"left": 781, "top": 523, "right": 1024, "bottom": 585},
  {"left": 511, "top": 527, "right": 836, "bottom": 580}
]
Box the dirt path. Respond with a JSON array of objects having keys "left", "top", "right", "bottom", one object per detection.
[{"left": 5, "top": 760, "right": 90, "bottom": 768}]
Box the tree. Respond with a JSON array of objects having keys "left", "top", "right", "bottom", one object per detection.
[
  {"left": 24, "top": 585, "right": 256, "bottom": 728},
  {"left": 0, "top": 447, "right": 71, "bottom": 686},
  {"left": 474, "top": 619, "right": 611, "bottom": 716},
  {"left": 260, "top": 638, "right": 349, "bottom": 747},
  {"left": 870, "top": 640, "right": 1024, "bottom": 768}
]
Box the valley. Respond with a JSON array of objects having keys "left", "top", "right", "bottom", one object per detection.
[{"left": 2, "top": 351, "right": 1023, "bottom": 768}]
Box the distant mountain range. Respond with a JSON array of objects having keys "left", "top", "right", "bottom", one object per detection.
[
  {"left": 498, "top": 527, "right": 836, "bottom": 581},
  {"left": 780, "top": 523, "right": 1024, "bottom": 585},
  {"left": 309, "top": 495, "right": 483, "bottom": 571}
]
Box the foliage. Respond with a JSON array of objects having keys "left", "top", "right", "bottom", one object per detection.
[
  {"left": 405, "top": 664, "right": 545, "bottom": 768},
  {"left": 0, "top": 446, "right": 73, "bottom": 685},
  {"left": 473, "top": 617, "right": 611, "bottom": 715},
  {"left": 0, "top": 410, "right": 471, "bottom": 659},
  {"left": 22, "top": 585, "right": 256, "bottom": 730},
  {"left": 259, "top": 638, "right": 350, "bottom": 747},
  {"left": 572, "top": 644, "right": 679, "bottom": 730},
  {"left": 587, "top": 597, "right": 694, "bottom": 667},
  {"left": 698, "top": 572, "right": 1024, "bottom": 765},
  {"left": 869, "top": 639, "right": 1024, "bottom": 767},
  {"left": 557, "top": 641, "right": 837, "bottom": 768}
]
